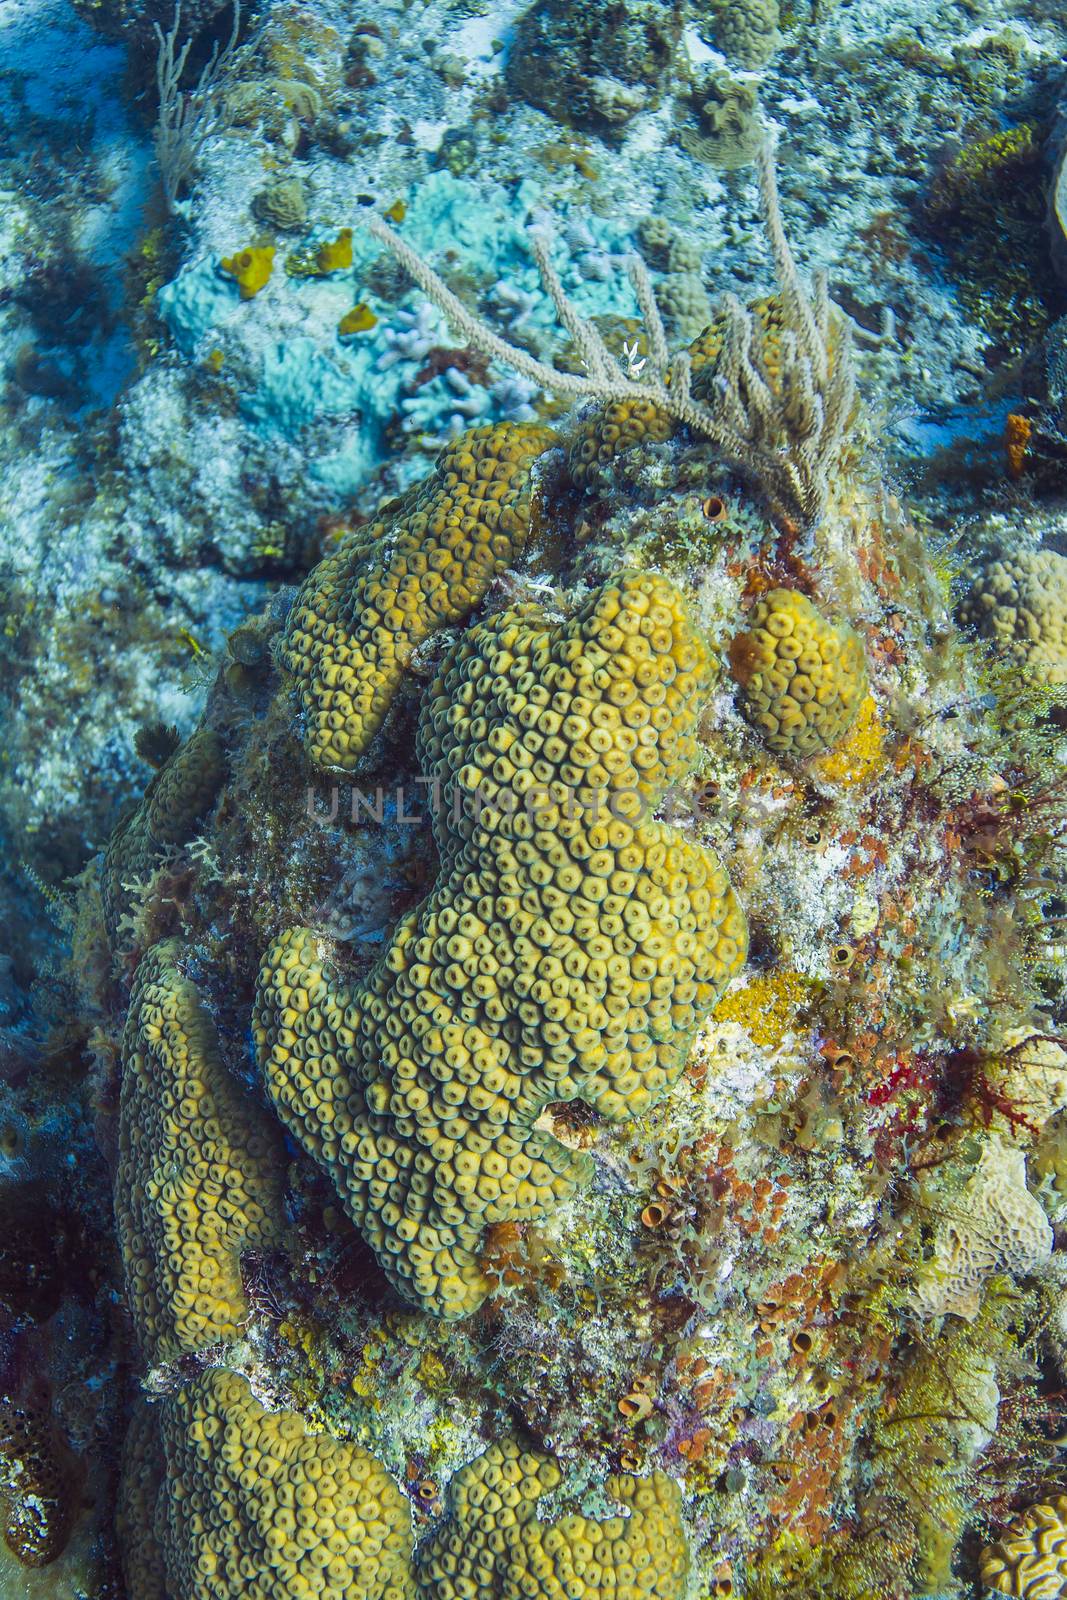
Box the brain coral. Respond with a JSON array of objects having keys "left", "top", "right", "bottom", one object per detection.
[
  {"left": 158, "top": 1368, "right": 415, "bottom": 1600},
  {"left": 910, "top": 1135, "right": 1052, "bottom": 1322},
  {"left": 728, "top": 588, "right": 869, "bottom": 758},
  {"left": 959, "top": 549, "right": 1067, "bottom": 686},
  {"left": 702, "top": 0, "right": 781, "bottom": 67},
  {"left": 281, "top": 421, "right": 558, "bottom": 771},
  {"left": 115, "top": 940, "right": 285, "bottom": 1365},
  {"left": 980, "top": 1494, "right": 1067, "bottom": 1599},
  {"left": 103, "top": 726, "right": 225, "bottom": 946},
  {"left": 255, "top": 571, "right": 747, "bottom": 1318},
  {"left": 416, "top": 1437, "right": 689, "bottom": 1600}
]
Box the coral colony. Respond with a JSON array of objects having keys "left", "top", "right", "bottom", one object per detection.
[{"left": 3, "top": 0, "right": 1067, "bottom": 1597}]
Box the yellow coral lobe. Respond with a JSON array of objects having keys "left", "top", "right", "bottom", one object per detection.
[
  {"left": 416, "top": 1438, "right": 689, "bottom": 1600},
  {"left": 256, "top": 571, "right": 747, "bottom": 1319},
  {"left": 314, "top": 227, "right": 353, "bottom": 273},
  {"left": 114, "top": 941, "right": 285, "bottom": 1365},
  {"left": 220, "top": 245, "right": 275, "bottom": 298},
  {"left": 156, "top": 1370, "right": 415, "bottom": 1600},
  {"left": 281, "top": 421, "right": 559, "bottom": 770},
  {"left": 980, "top": 1494, "right": 1067, "bottom": 1599},
  {"left": 338, "top": 301, "right": 378, "bottom": 336},
  {"left": 728, "top": 588, "right": 868, "bottom": 759},
  {"left": 568, "top": 396, "right": 673, "bottom": 488},
  {"left": 102, "top": 726, "right": 225, "bottom": 947}
]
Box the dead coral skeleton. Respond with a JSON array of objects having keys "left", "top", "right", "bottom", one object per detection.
[
  {"left": 154, "top": 0, "right": 242, "bottom": 215},
  {"left": 365, "top": 141, "right": 860, "bottom": 528}
]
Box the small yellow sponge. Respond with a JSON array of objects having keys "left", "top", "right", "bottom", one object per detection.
[
  {"left": 728, "top": 587, "right": 868, "bottom": 759},
  {"left": 281, "top": 421, "right": 559, "bottom": 770},
  {"left": 220, "top": 245, "right": 275, "bottom": 298},
  {"left": 114, "top": 940, "right": 285, "bottom": 1365},
  {"left": 255, "top": 571, "right": 746, "bottom": 1319}
]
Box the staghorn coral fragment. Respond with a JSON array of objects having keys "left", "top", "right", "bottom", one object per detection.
[
  {"left": 416, "top": 1437, "right": 689, "bottom": 1600},
  {"left": 102, "top": 725, "right": 225, "bottom": 948},
  {"left": 980, "top": 1495, "right": 1067, "bottom": 1599},
  {"left": 728, "top": 588, "right": 869, "bottom": 759},
  {"left": 910, "top": 1135, "right": 1052, "bottom": 1322},
  {"left": 958, "top": 549, "right": 1067, "bottom": 687},
  {"left": 158, "top": 1369, "right": 415, "bottom": 1600},
  {"left": 115, "top": 940, "right": 285, "bottom": 1365},
  {"left": 281, "top": 421, "right": 559, "bottom": 771},
  {"left": 256, "top": 571, "right": 747, "bottom": 1318}
]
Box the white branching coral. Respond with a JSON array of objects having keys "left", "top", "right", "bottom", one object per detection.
[{"left": 364, "top": 142, "right": 858, "bottom": 528}]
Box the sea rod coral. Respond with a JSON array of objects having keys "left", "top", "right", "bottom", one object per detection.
[{"left": 364, "top": 143, "right": 856, "bottom": 528}]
